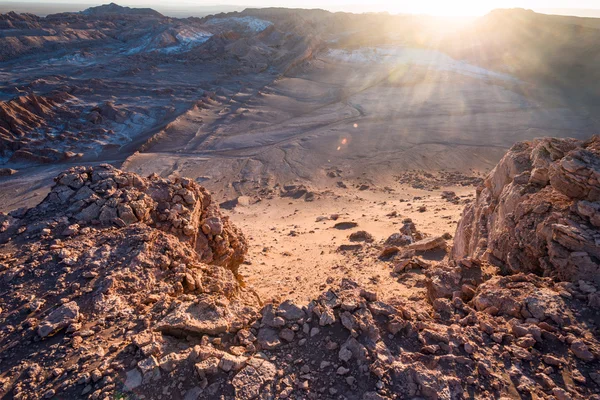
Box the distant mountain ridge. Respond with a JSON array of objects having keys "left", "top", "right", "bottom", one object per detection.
[
  {"left": 81, "top": 2, "right": 163, "bottom": 18},
  {"left": 2, "top": 4, "right": 600, "bottom": 105},
  {"left": 442, "top": 8, "right": 600, "bottom": 103}
]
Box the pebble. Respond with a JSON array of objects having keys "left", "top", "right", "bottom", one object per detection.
[{"left": 337, "top": 366, "right": 350, "bottom": 375}]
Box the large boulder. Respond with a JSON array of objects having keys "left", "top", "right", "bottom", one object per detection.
[{"left": 453, "top": 136, "right": 600, "bottom": 284}]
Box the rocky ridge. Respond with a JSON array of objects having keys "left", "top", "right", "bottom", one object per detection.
[
  {"left": 0, "top": 137, "right": 599, "bottom": 400},
  {"left": 0, "top": 165, "right": 257, "bottom": 399},
  {"left": 0, "top": 92, "right": 143, "bottom": 165}
]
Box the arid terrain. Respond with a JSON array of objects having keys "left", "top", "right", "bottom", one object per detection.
[{"left": 0, "top": 3, "right": 599, "bottom": 400}]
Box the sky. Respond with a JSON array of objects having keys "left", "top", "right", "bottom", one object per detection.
[
  {"left": 232, "top": 0, "right": 600, "bottom": 16},
  {"left": 16, "top": 0, "right": 600, "bottom": 16}
]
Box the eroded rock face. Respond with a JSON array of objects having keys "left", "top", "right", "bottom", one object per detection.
[
  {"left": 453, "top": 136, "right": 600, "bottom": 284},
  {"left": 420, "top": 137, "right": 600, "bottom": 400},
  {"left": 0, "top": 92, "right": 84, "bottom": 163},
  {"left": 471, "top": 274, "right": 573, "bottom": 324},
  {"left": 415, "top": 136, "right": 600, "bottom": 399},
  {"left": 16, "top": 164, "right": 247, "bottom": 272},
  {"left": 0, "top": 166, "right": 258, "bottom": 399}
]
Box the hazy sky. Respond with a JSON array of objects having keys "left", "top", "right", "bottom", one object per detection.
[
  {"left": 19, "top": 0, "right": 600, "bottom": 16},
  {"left": 231, "top": 0, "right": 600, "bottom": 15}
]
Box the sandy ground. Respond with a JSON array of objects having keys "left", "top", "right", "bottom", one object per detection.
[
  {"left": 124, "top": 49, "right": 598, "bottom": 202},
  {"left": 231, "top": 180, "right": 475, "bottom": 303}
]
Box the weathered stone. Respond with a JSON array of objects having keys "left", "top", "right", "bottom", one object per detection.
[
  {"left": 232, "top": 366, "right": 262, "bottom": 400},
  {"left": 157, "top": 300, "right": 233, "bottom": 336},
  {"left": 277, "top": 300, "right": 305, "bottom": 320},
  {"left": 279, "top": 328, "right": 295, "bottom": 342},
  {"left": 219, "top": 353, "right": 247, "bottom": 372},
  {"left": 384, "top": 233, "right": 412, "bottom": 247},
  {"left": 319, "top": 307, "right": 336, "bottom": 326},
  {"left": 571, "top": 340, "right": 595, "bottom": 362},
  {"left": 195, "top": 357, "right": 220, "bottom": 377},
  {"left": 37, "top": 301, "right": 79, "bottom": 338},
  {"left": 123, "top": 369, "right": 142, "bottom": 392},
  {"left": 159, "top": 352, "right": 185, "bottom": 372},
  {"left": 257, "top": 327, "right": 281, "bottom": 350},
  {"left": 407, "top": 236, "right": 446, "bottom": 252},
  {"left": 349, "top": 230, "right": 374, "bottom": 243},
  {"left": 453, "top": 136, "right": 600, "bottom": 284}
]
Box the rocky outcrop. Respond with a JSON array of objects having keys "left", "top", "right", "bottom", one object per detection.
[
  {"left": 2, "top": 136, "right": 600, "bottom": 400},
  {"left": 0, "top": 166, "right": 258, "bottom": 399},
  {"left": 453, "top": 136, "right": 600, "bottom": 284},
  {"left": 420, "top": 136, "right": 600, "bottom": 400},
  {"left": 21, "top": 164, "right": 246, "bottom": 271}
]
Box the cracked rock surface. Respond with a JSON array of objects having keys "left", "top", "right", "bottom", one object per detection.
[{"left": 453, "top": 135, "right": 600, "bottom": 284}]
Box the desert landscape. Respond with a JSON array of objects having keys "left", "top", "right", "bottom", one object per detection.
[{"left": 0, "top": 3, "right": 599, "bottom": 400}]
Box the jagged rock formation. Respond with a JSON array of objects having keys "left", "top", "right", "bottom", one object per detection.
[
  {"left": 453, "top": 135, "right": 600, "bottom": 284},
  {"left": 0, "top": 12, "right": 107, "bottom": 61},
  {"left": 0, "top": 92, "right": 80, "bottom": 162},
  {"left": 1, "top": 164, "right": 246, "bottom": 270},
  {"left": 1, "top": 143, "right": 599, "bottom": 400},
  {"left": 0, "top": 5, "right": 324, "bottom": 172},
  {"left": 0, "top": 166, "right": 257, "bottom": 399},
  {"left": 0, "top": 93, "right": 140, "bottom": 164},
  {"left": 421, "top": 136, "right": 600, "bottom": 400}
]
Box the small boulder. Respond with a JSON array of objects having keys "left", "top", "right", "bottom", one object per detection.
[{"left": 37, "top": 301, "right": 79, "bottom": 338}]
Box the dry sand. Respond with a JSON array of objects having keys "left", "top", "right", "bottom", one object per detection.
[
  {"left": 124, "top": 49, "right": 597, "bottom": 203},
  {"left": 231, "top": 181, "right": 475, "bottom": 303}
]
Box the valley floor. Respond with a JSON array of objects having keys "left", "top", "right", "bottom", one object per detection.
[{"left": 233, "top": 180, "right": 474, "bottom": 304}]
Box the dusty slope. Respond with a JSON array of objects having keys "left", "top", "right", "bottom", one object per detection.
[
  {"left": 124, "top": 52, "right": 597, "bottom": 201},
  {"left": 235, "top": 180, "right": 475, "bottom": 304},
  {"left": 443, "top": 8, "right": 600, "bottom": 103}
]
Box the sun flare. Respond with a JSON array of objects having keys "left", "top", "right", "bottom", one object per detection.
[
  {"left": 385, "top": 1, "right": 497, "bottom": 16},
  {"left": 314, "top": 0, "right": 515, "bottom": 16}
]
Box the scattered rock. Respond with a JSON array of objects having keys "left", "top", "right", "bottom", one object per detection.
[
  {"left": 338, "top": 243, "right": 363, "bottom": 252},
  {"left": 0, "top": 168, "right": 17, "bottom": 176},
  {"left": 384, "top": 233, "right": 412, "bottom": 247},
  {"left": 407, "top": 236, "right": 446, "bottom": 252},
  {"left": 37, "top": 301, "right": 79, "bottom": 338},
  {"left": 349, "top": 230, "right": 374, "bottom": 242},
  {"left": 333, "top": 221, "right": 358, "bottom": 230}
]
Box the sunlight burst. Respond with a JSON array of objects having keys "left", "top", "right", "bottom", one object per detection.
[{"left": 370, "top": 0, "right": 509, "bottom": 16}]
